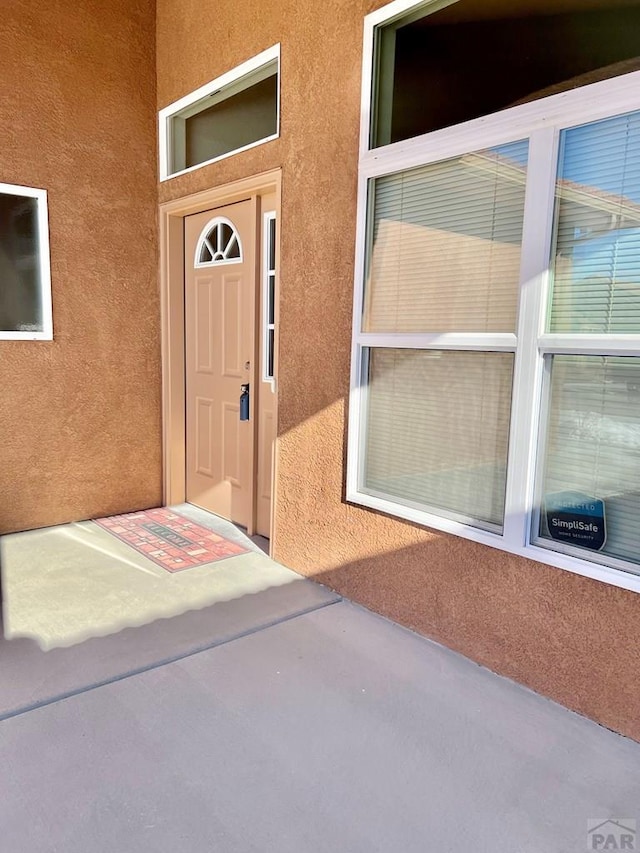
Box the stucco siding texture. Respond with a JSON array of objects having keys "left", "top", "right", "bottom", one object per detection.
[
  {"left": 0, "top": 0, "right": 160, "bottom": 533},
  {"left": 156, "top": 0, "right": 640, "bottom": 741}
]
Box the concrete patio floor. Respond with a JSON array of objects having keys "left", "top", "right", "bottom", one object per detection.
[
  {"left": 2, "top": 510, "right": 640, "bottom": 852},
  {"left": 2, "top": 504, "right": 286, "bottom": 650}
]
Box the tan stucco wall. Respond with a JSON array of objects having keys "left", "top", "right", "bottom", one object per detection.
[
  {"left": 157, "top": 0, "right": 640, "bottom": 741},
  {"left": 0, "top": 0, "right": 160, "bottom": 532}
]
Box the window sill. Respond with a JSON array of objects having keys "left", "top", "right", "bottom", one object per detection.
[{"left": 0, "top": 331, "right": 53, "bottom": 341}]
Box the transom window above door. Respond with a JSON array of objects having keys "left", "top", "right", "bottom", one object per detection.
[
  {"left": 195, "top": 217, "right": 243, "bottom": 266},
  {"left": 159, "top": 45, "right": 280, "bottom": 180}
]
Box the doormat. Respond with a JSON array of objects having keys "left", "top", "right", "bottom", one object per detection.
[{"left": 93, "top": 508, "right": 248, "bottom": 572}]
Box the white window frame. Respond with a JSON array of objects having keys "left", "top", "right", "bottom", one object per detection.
[
  {"left": 262, "top": 210, "right": 276, "bottom": 385},
  {"left": 0, "top": 182, "right": 53, "bottom": 341},
  {"left": 347, "top": 0, "right": 640, "bottom": 594},
  {"left": 158, "top": 44, "right": 281, "bottom": 181}
]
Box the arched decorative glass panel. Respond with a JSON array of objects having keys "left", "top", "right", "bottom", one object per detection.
[{"left": 194, "top": 216, "right": 243, "bottom": 267}]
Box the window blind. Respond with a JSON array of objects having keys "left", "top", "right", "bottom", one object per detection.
[
  {"left": 363, "top": 140, "right": 529, "bottom": 334},
  {"left": 363, "top": 349, "right": 514, "bottom": 531},
  {"left": 537, "top": 355, "right": 640, "bottom": 568},
  {"left": 550, "top": 110, "right": 640, "bottom": 334}
]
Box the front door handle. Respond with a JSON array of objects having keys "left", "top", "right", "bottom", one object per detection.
[{"left": 240, "top": 383, "right": 250, "bottom": 421}]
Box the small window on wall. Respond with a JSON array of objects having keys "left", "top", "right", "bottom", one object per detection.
[
  {"left": 159, "top": 45, "right": 280, "bottom": 180},
  {"left": 0, "top": 183, "right": 52, "bottom": 340}
]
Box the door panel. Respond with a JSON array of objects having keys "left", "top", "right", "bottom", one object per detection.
[
  {"left": 184, "top": 200, "right": 256, "bottom": 528},
  {"left": 222, "top": 401, "right": 241, "bottom": 485},
  {"left": 222, "top": 274, "right": 243, "bottom": 377},
  {"left": 195, "top": 397, "right": 214, "bottom": 476},
  {"left": 195, "top": 281, "right": 214, "bottom": 372}
]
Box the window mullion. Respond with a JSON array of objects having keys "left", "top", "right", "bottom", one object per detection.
[
  {"left": 538, "top": 334, "right": 640, "bottom": 356},
  {"left": 502, "top": 127, "right": 559, "bottom": 550},
  {"left": 347, "top": 172, "right": 374, "bottom": 499},
  {"left": 356, "top": 332, "right": 517, "bottom": 351}
]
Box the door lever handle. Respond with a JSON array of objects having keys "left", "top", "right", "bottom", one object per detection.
[{"left": 240, "top": 383, "right": 250, "bottom": 421}]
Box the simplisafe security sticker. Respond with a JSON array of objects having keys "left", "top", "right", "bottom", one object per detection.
[{"left": 545, "top": 491, "right": 606, "bottom": 551}]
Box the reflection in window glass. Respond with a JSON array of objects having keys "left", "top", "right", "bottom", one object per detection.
[
  {"left": 0, "top": 192, "right": 44, "bottom": 333},
  {"left": 363, "top": 349, "right": 514, "bottom": 532},
  {"left": 364, "top": 140, "right": 529, "bottom": 334},
  {"left": 549, "top": 111, "right": 640, "bottom": 334},
  {"left": 184, "top": 74, "right": 277, "bottom": 169},
  {"left": 371, "top": 2, "right": 640, "bottom": 149},
  {"left": 536, "top": 355, "right": 640, "bottom": 571}
]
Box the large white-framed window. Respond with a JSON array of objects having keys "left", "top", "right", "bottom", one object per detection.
[
  {"left": 348, "top": 0, "right": 640, "bottom": 593},
  {"left": 0, "top": 182, "right": 52, "bottom": 341},
  {"left": 159, "top": 45, "right": 280, "bottom": 181}
]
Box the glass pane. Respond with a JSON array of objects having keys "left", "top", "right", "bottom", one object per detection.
[
  {"left": 549, "top": 111, "right": 640, "bottom": 334},
  {"left": 225, "top": 232, "right": 240, "bottom": 260},
  {"left": 363, "top": 140, "right": 528, "bottom": 334},
  {"left": 268, "top": 274, "right": 275, "bottom": 325},
  {"left": 182, "top": 73, "right": 277, "bottom": 170},
  {"left": 535, "top": 355, "right": 640, "bottom": 571},
  {"left": 267, "top": 328, "right": 275, "bottom": 379},
  {"left": 220, "top": 222, "right": 232, "bottom": 251},
  {"left": 268, "top": 217, "right": 276, "bottom": 270},
  {"left": 199, "top": 242, "right": 213, "bottom": 263},
  {"left": 0, "top": 192, "right": 43, "bottom": 332},
  {"left": 363, "top": 349, "right": 514, "bottom": 531},
  {"left": 371, "top": 2, "right": 640, "bottom": 149}
]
